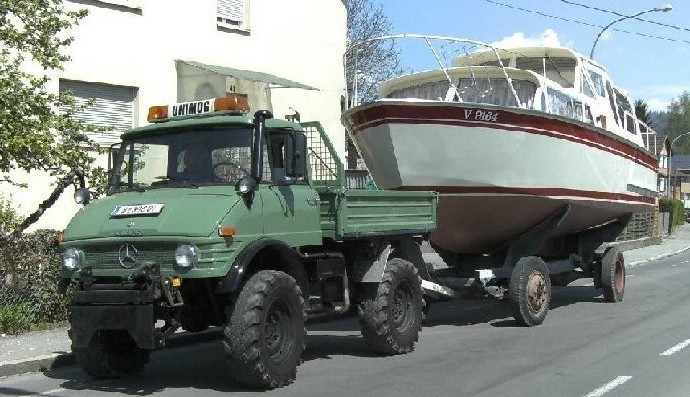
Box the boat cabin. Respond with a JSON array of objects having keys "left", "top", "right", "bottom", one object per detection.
[{"left": 379, "top": 46, "right": 644, "bottom": 147}]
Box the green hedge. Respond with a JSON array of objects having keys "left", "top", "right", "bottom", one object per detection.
[
  {"left": 0, "top": 230, "right": 72, "bottom": 334},
  {"left": 659, "top": 196, "right": 686, "bottom": 228}
]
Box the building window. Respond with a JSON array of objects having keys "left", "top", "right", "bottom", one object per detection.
[
  {"left": 59, "top": 80, "right": 138, "bottom": 146},
  {"left": 217, "top": 0, "right": 250, "bottom": 31}
]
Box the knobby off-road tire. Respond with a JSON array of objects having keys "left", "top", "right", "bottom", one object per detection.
[
  {"left": 358, "top": 258, "right": 424, "bottom": 355},
  {"left": 73, "top": 330, "right": 150, "bottom": 379},
  {"left": 223, "top": 270, "right": 306, "bottom": 390},
  {"left": 601, "top": 247, "right": 625, "bottom": 303},
  {"left": 509, "top": 256, "right": 551, "bottom": 327}
]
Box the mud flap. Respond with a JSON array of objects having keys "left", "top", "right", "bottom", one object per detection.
[{"left": 70, "top": 304, "right": 155, "bottom": 349}]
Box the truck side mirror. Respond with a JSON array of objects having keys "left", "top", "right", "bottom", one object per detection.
[{"left": 74, "top": 188, "right": 91, "bottom": 205}]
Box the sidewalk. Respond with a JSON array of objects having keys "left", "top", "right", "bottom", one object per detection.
[{"left": 2, "top": 224, "right": 690, "bottom": 378}]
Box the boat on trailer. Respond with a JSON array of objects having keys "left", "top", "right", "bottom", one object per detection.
[{"left": 342, "top": 35, "right": 657, "bottom": 263}]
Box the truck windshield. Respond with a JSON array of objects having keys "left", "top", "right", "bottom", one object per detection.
[{"left": 109, "top": 127, "right": 253, "bottom": 193}]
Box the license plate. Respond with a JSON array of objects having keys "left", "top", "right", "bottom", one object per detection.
[{"left": 110, "top": 203, "right": 165, "bottom": 217}]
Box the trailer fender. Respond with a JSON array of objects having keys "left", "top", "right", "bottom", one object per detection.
[
  {"left": 390, "top": 238, "right": 432, "bottom": 280},
  {"left": 352, "top": 238, "right": 430, "bottom": 283},
  {"left": 351, "top": 244, "right": 393, "bottom": 283},
  {"left": 216, "top": 238, "right": 307, "bottom": 297}
]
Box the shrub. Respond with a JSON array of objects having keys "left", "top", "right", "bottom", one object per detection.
[
  {"left": 0, "top": 303, "right": 35, "bottom": 335},
  {"left": 0, "top": 229, "right": 72, "bottom": 334},
  {"left": 659, "top": 196, "right": 686, "bottom": 228}
]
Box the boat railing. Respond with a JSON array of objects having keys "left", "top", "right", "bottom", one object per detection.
[{"left": 356, "top": 34, "right": 524, "bottom": 109}]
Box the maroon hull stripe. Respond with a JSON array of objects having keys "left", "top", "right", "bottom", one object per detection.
[
  {"left": 402, "top": 185, "right": 656, "bottom": 205},
  {"left": 346, "top": 103, "right": 658, "bottom": 172}
]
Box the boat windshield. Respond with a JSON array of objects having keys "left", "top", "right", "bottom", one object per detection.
[{"left": 387, "top": 78, "right": 537, "bottom": 108}]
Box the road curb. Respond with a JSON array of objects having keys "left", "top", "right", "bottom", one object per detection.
[
  {"left": 628, "top": 244, "right": 690, "bottom": 267},
  {"left": 0, "top": 353, "right": 75, "bottom": 378},
  {"left": 0, "top": 327, "right": 226, "bottom": 379}
]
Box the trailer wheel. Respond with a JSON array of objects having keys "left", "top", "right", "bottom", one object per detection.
[
  {"left": 73, "top": 330, "right": 150, "bottom": 379},
  {"left": 223, "top": 270, "right": 306, "bottom": 390},
  {"left": 358, "top": 258, "right": 424, "bottom": 355},
  {"left": 509, "top": 256, "right": 551, "bottom": 327},
  {"left": 601, "top": 247, "right": 625, "bottom": 302}
]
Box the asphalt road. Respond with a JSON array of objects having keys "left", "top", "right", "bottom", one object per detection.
[{"left": 2, "top": 251, "right": 690, "bottom": 397}]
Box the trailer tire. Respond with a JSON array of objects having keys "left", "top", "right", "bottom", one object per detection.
[
  {"left": 223, "top": 270, "right": 306, "bottom": 390},
  {"left": 509, "top": 256, "right": 551, "bottom": 327},
  {"left": 601, "top": 247, "right": 625, "bottom": 303},
  {"left": 358, "top": 258, "right": 424, "bottom": 355},
  {"left": 73, "top": 330, "right": 150, "bottom": 379}
]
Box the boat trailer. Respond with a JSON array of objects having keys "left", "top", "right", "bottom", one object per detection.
[{"left": 422, "top": 204, "right": 630, "bottom": 326}]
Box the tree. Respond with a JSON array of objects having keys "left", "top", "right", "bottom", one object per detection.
[
  {"left": 667, "top": 91, "right": 690, "bottom": 154},
  {"left": 344, "top": 0, "right": 404, "bottom": 106},
  {"left": 344, "top": 0, "right": 404, "bottom": 168},
  {"left": 634, "top": 99, "right": 652, "bottom": 127},
  {"left": 0, "top": 0, "right": 104, "bottom": 235}
]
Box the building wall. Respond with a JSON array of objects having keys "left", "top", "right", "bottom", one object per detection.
[{"left": 2, "top": 0, "right": 347, "bottom": 231}]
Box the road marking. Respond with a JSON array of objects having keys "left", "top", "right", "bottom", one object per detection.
[
  {"left": 583, "top": 282, "right": 594, "bottom": 287},
  {"left": 660, "top": 339, "right": 690, "bottom": 356},
  {"left": 19, "top": 388, "right": 65, "bottom": 397},
  {"left": 583, "top": 376, "right": 632, "bottom": 397}
]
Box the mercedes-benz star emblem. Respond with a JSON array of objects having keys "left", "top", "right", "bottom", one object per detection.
[{"left": 118, "top": 244, "right": 138, "bottom": 268}]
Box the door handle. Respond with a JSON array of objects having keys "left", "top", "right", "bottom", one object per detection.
[{"left": 306, "top": 197, "right": 320, "bottom": 206}]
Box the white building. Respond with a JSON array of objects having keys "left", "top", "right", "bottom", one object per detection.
[{"left": 4, "top": 0, "right": 347, "bottom": 231}]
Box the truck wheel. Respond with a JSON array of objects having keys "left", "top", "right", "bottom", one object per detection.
[
  {"left": 601, "top": 247, "right": 625, "bottom": 302},
  {"left": 223, "top": 270, "right": 306, "bottom": 390},
  {"left": 509, "top": 256, "right": 551, "bottom": 327},
  {"left": 358, "top": 258, "right": 424, "bottom": 355},
  {"left": 73, "top": 330, "right": 149, "bottom": 379}
]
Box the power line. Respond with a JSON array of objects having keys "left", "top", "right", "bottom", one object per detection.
[
  {"left": 479, "top": 0, "right": 690, "bottom": 45},
  {"left": 558, "top": 0, "right": 690, "bottom": 34}
]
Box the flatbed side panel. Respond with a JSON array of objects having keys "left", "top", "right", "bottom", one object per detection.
[{"left": 336, "top": 190, "right": 437, "bottom": 239}]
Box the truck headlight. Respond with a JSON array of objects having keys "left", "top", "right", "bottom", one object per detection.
[
  {"left": 175, "top": 244, "right": 198, "bottom": 268},
  {"left": 62, "top": 247, "right": 84, "bottom": 270}
]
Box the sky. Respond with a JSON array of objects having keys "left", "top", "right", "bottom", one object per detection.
[{"left": 378, "top": 0, "right": 690, "bottom": 112}]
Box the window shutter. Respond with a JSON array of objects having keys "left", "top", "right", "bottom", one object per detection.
[
  {"left": 217, "top": 0, "right": 244, "bottom": 25},
  {"left": 60, "top": 80, "right": 137, "bottom": 145}
]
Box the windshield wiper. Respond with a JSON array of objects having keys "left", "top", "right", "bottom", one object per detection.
[{"left": 150, "top": 176, "right": 199, "bottom": 189}]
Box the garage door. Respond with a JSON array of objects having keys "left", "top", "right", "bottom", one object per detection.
[{"left": 59, "top": 80, "right": 138, "bottom": 145}]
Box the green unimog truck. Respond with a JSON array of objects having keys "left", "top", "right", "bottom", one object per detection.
[{"left": 59, "top": 96, "right": 437, "bottom": 389}]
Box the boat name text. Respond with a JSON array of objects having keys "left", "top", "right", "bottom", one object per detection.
[{"left": 464, "top": 109, "right": 499, "bottom": 122}]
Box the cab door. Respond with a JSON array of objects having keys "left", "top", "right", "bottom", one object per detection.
[{"left": 259, "top": 130, "right": 322, "bottom": 246}]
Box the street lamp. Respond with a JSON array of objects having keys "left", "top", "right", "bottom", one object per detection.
[
  {"left": 669, "top": 131, "right": 690, "bottom": 198},
  {"left": 589, "top": 3, "right": 672, "bottom": 60}
]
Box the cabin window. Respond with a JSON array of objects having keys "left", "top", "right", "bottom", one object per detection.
[
  {"left": 387, "top": 80, "right": 449, "bottom": 101},
  {"left": 588, "top": 71, "right": 605, "bottom": 97},
  {"left": 546, "top": 88, "right": 575, "bottom": 119},
  {"left": 516, "top": 57, "right": 576, "bottom": 88},
  {"left": 585, "top": 105, "right": 594, "bottom": 124},
  {"left": 626, "top": 112, "right": 636, "bottom": 134},
  {"left": 454, "top": 78, "right": 536, "bottom": 107},
  {"left": 573, "top": 101, "right": 584, "bottom": 122},
  {"left": 580, "top": 71, "right": 595, "bottom": 98}
]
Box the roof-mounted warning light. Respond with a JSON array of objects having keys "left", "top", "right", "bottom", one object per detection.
[{"left": 147, "top": 95, "right": 250, "bottom": 122}]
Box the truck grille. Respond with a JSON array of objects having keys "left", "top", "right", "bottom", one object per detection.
[{"left": 84, "top": 244, "right": 176, "bottom": 270}]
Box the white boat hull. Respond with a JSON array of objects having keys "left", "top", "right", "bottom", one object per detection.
[{"left": 343, "top": 101, "right": 658, "bottom": 255}]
